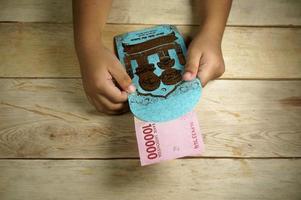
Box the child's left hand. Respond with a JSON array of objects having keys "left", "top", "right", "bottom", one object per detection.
[{"left": 183, "top": 31, "right": 225, "bottom": 87}]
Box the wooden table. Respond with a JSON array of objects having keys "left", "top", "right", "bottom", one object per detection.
[{"left": 0, "top": 0, "right": 300, "bottom": 199}]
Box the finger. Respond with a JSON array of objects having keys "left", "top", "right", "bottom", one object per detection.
[
  {"left": 86, "top": 95, "right": 109, "bottom": 113},
  {"left": 88, "top": 98, "right": 105, "bottom": 113},
  {"left": 109, "top": 60, "right": 136, "bottom": 93},
  {"left": 85, "top": 94, "right": 95, "bottom": 106},
  {"left": 105, "top": 103, "right": 129, "bottom": 115},
  {"left": 92, "top": 98, "right": 128, "bottom": 115},
  {"left": 104, "top": 105, "right": 129, "bottom": 115},
  {"left": 94, "top": 95, "right": 129, "bottom": 114},
  {"left": 197, "top": 65, "right": 214, "bottom": 87},
  {"left": 98, "top": 79, "right": 129, "bottom": 103},
  {"left": 183, "top": 50, "right": 202, "bottom": 81}
]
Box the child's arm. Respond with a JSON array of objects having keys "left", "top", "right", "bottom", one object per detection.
[
  {"left": 73, "top": 0, "right": 135, "bottom": 114},
  {"left": 183, "top": 0, "right": 232, "bottom": 86}
]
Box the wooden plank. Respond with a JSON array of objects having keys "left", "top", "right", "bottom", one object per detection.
[
  {"left": 0, "top": 23, "right": 301, "bottom": 78},
  {"left": 0, "top": 159, "right": 300, "bottom": 200},
  {"left": 0, "top": 79, "right": 300, "bottom": 158},
  {"left": 0, "top": 0, "right": 301, "bottom": 26}
]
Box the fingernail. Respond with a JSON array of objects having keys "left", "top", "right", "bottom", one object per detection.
[
  {"left": 126, "top": 84, "right": 136, "bottom": 93},
  {"left": 183, "top": 72, "right": 193, "bottom": 81}
]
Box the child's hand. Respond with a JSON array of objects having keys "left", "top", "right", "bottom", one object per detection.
[
  {"left": 78, "top": 43, "right": 135, "bottom": 114},
  {"left": 183, "top": 31, "right": 225, "bottom": 86}
]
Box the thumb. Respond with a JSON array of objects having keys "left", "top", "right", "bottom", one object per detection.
[
  {"left": 183, "top": 50, "right": 202, "bottom": 81},
  {"left": 109, "top": 62, "right": 136, "bottom": 93}
]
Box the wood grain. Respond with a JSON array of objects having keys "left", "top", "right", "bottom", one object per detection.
[
  {"left": 1, "top": 23, "right": 300, "bottom": 78},
  {"left": 0, "top": 159, "right": 300, "bottom": 200},
  {"left": 0, "top": 0, "right": 300, "bottom": 26},
  {"left": 0, "top": 1, "right": 300, "bottom": 199},
  {"left": 0, "top": 79, "right": 300, "bottom": 158}
]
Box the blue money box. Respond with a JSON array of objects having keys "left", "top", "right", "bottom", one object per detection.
[{"left": 115, "top": 25, "right": 202, "bottom": 122}]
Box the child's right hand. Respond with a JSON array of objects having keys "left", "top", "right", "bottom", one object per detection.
[{"left": 77, "top": 42, "right": 136, "bottom": 114}]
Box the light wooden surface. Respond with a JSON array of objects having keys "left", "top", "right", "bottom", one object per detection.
[
  {"left": 1, "top": 79, "right": 301, "bottom": 158},
  {"left": 0, "top": 0, "right": 301, "bottom": 199},
  {"left": 1, "top": 0, "right": 301, "bottom": 25},
  {"left": 0, "top": 159, "right": 300, "bottom": 200},
  {"left": 1, "top": 24, "right": 301, "bottom": 78}
]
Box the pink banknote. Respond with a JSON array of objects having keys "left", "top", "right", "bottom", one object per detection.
[{"left": 134, "top": 111, "right": 204, "bottom": 166}]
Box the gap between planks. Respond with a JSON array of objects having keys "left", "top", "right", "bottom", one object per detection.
[
  {"left": 1, "top": 77, "right": 301, "bottom": 81},
  {"left": 1, "top": 157, "right": 301, "bottom": 160},
  {"left": 1, "top": 21, "right": 301, "bottom": 28}
]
